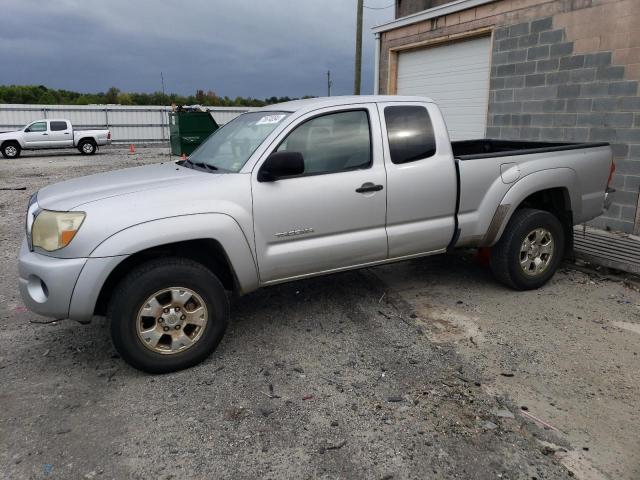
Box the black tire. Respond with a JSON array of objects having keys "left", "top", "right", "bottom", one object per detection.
[
  {"left": 108, "top": 258, "right": 229, "bottom": 373},
  {"left": 1, "top": 141, "right": 21, "bottom": 159},
  {"left": 78, "top": 139, "right": 97, "bottom": 155},
  {"left": 490, "top": 208, "right": 565, "bottom": 290}
]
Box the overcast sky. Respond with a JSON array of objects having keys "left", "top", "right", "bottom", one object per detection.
[{"left": 0, "top": 0, "right": 393, "bottom": 98}]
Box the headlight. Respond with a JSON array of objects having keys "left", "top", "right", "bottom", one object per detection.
[{"left": 32, "top": 210, "right": 86, "bottom": 252}]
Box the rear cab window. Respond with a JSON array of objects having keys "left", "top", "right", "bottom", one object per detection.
[
  {"left": 50, "top": 121, "right": 68, "bottom": 131},
  {"left": 384, "top": 105, "right": 436, "bottom": 164}
]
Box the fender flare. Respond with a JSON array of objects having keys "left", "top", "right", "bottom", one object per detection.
[
  {"left": 485, "top": 168, "right": 579, "bottom": 246},
  {"left": 67, "top": 213, "right": 260, "bottom": 322},
  {"left": 90, "top": 213, "right": 259, "bottom": 290},
  {"left": 1, "top": 137, "right": 24, "bottom": 149},
  {"left": 76, "top": 136, "right": 97, "bottom": 146}
]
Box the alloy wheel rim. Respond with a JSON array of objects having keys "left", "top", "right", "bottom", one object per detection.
[
  {"left": 6, "top": 146, "right": 17, "bottom": 157},
  {"left": 519, "top": 228, "right": 554, "bottom": 277},
  {"left": 83, "top": 143, "right": 93, "bottom": 153},
  {"left": 136, "top": 287, "right": 208, "bottom": 355}
]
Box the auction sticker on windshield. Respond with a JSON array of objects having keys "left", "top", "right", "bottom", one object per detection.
[{"left": 256, "top": 114, "right": 286, "bottom": 125}]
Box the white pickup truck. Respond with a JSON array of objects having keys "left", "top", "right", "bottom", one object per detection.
[
  {"left": 18, "top": 96, "right": 614, "bottom": 373},
  {"left": 0, "top": 119, "right": 111, "bottom": 158}
]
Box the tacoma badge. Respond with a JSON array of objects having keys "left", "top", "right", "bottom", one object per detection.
[{"left": 274, "top": 228, "right": 314, "bottom": 238}]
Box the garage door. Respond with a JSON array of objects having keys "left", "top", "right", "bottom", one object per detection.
[{"left": 396, "top": 36, "right": 491, "bottom": 141}]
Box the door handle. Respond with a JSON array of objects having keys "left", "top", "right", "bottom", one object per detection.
[
  {"left": 42, "top": 133, "right": 48, "bottom": 135},
  {"left": 64, "top": 132, "right": 70, "bottom": 135},
  {"left": 355, "top": 183, "right": 384, "bottom": 193}
]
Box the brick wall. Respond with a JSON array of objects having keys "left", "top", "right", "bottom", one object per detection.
[
  {"left": 379, "top": 0, "right": 640, "bottom": 234},
  {"left": 488, "top": 7, "right": 639, "bottom": 233}
]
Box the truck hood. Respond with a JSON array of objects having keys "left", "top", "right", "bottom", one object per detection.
[
  {"left": 33, "top": 162, "right": 254, "bottom": 260},
  {"left": 36, "top": 162, "right": 208, "bottom": 211},
  {"left": 0, "top": 129, "right": 19, "bottom": 139}
]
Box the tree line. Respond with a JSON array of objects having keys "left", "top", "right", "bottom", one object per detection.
[{"left": 0, "top": 85, "right": 305, "bottom": 107}]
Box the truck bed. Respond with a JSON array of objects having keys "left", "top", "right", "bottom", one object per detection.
[
  {"left": 452, "top": 139, "right": 609, "bottom": 160},
  {"left": 451, "top": 139, "right": 612, "bottom": 249}
]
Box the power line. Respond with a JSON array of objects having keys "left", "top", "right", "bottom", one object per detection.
[{"left": 364, "top": 2, "right": 393, "bottom": 9}]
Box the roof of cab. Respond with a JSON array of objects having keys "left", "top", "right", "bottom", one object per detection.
[{"left": 257, "top": 95, "right": 434, "bottom": 113}]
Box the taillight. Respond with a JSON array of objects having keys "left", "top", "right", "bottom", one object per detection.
[
  {"left": 107, "top": 131, "right": 112, "bottom": 140},
  {"left": 607, "top": 160, "right": 615, "bottom": 188}
]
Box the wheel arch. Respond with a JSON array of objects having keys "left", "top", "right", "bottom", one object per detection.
[
  {"left": 1, "top": 139, "right": 22, "bottom": 150},
  {"left": 485, "top": 168, "right": 578, "bottom": 252},
  {"left": 93, "top": 238, "right": 237, "bottom": 316},
  {"left": 77, "top": 137, "right": 97, "bottom": 145},
  {"left": 68, "top": 213, "right": 260, "bottom": 321}
]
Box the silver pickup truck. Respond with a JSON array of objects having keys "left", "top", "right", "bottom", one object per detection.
[
  {"left": 18, "top": 96, "right": 614, "bottom": 373},
  {"left": 0, "top": 119, "right": 111, "bottom": 158}
]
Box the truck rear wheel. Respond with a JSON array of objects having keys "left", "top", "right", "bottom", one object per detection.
[
  {"left": 1, "top": 141, "right": 21, "bottom": 159},
  {"left": 108, "top": 258, "right": 229, "bottom": 373},
  {"left": 78, "top": 139, "right": 97, "bottom": 155},
  {"left": 490, "top": 208, "right": 565, "bottom": 290}
]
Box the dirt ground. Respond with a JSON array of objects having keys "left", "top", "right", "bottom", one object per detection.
[{"left": 1, "top": 147, "right": 638, "bottom": 479}]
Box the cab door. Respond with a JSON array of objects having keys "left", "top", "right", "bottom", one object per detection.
[
  {"left": 23, "top": 121, "right": 50, "bottom": 148},
  {"left": 251, "top": 105, "right": 388, "bottom": 283},
  {"left": 378, "top": 102, "right": 458, "bottom": 258},
  {"left": 48, "top": 120, "right": 73, "bottom": 147}
]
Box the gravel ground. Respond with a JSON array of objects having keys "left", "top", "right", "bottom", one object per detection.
[{"left": 0, "top": 146, "right": 638, "bottom": 479}]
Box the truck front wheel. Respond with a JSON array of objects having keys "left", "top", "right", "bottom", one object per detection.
[
  {"left": 1, "top": 142, "right": 21, "bottom": 159},
  {"left": 108, "top": 258, "right": 229, "bottom": 373},
  {"left": 78, "top": 139, "right": 97, "bottom": 155},
  {"left": 490, "top": 208, "right": 565, "bottom": 290}
]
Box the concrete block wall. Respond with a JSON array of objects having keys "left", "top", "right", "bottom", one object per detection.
[{"left": 488, "top": 11, "right": 640, "bottom": 233}]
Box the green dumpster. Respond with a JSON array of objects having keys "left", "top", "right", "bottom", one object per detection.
[{"left": 169, "top": 110, "right": 219, "bottom": 156}]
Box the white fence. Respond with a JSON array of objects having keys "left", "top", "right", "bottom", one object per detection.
[{"left": 0, "top": 104, "right": 256, "bottom": 143}]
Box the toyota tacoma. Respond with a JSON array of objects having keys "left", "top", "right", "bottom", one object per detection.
[{"left": 18, "top": 96, "right": 614, "bottom": 373}]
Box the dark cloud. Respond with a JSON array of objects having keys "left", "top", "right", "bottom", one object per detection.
[{"left": 0, "top": 0, "right": 393, "bottom": 98}]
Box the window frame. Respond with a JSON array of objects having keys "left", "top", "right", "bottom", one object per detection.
[
  {"left": 49, "top": 121, "right": 68, "bottom": 132},
  {"left": 266, "top": 108, "right": 374, "bottom": 180},
  {"left": 383, "top": 104, "right": 437, "bottom": 165}
]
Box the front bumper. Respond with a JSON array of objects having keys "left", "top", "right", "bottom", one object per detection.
[{"left": 18, "top": 239, "right": 86, "bottom": 320}]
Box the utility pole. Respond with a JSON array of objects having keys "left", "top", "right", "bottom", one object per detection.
[
  {"left": 160, "top": 71, "right": 166, "bottom": 102},
  {"left": 354, "top": 0, "right": 364, "bottom": 95},
  {"left": 327, "top": 70, "right": 333, "bottom": 97}
]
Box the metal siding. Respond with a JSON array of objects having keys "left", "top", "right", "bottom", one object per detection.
[
  {"left": 0, "top": 105, "right": 256, "bottom": 143},
  {"left": 574, "top": 226, "right": 640, "bottom": 274},
  {"left": 396, "top": 36, "right": 492, "bottom": 140}
]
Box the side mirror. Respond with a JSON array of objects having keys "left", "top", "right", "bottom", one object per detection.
[{"left": 258, "top": 151, "right": 304, "bottom": 182}]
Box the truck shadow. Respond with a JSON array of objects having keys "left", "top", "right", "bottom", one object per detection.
[
  {"left": 230, "top": 251, "right": 494, "bottom": 324},
  {"left": 19, "top": 252, "right": 494, "bottom": 376}
]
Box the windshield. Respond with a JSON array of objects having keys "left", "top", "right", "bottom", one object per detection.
[{"left": 188, "top": 111, "right": 290, "bottom": 172}]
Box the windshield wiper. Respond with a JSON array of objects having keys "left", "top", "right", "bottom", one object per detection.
[
  {"left": 182, "top": 159, "right": 218, "bottom": 172},
  {"left": 194, "top": 161, "right": 218, "bottom": 171}
]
